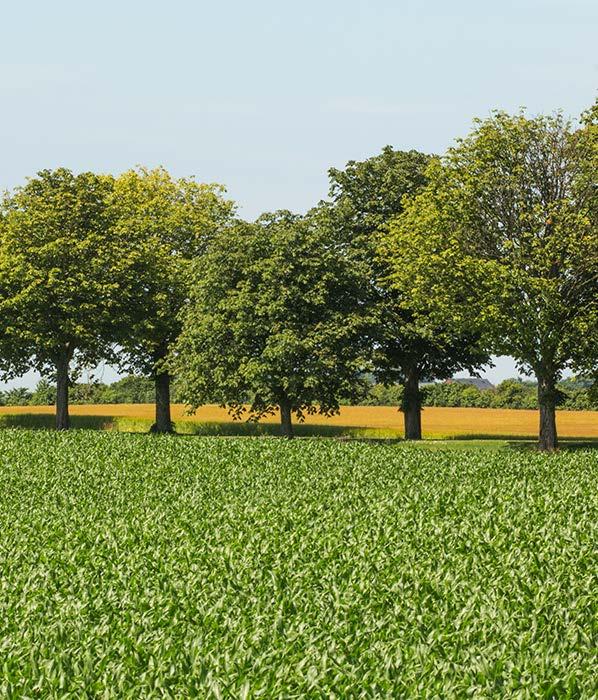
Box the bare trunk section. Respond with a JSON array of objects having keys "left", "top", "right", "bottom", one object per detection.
[
  {"left": 537, "top": 375, "right": 558, "bottom": 451},
  {"left": 55, "top": 349, "right": 71, "bottom": 431},
  {"left": 154, "top": 370, "right": 173, "bottom": 433},
  {"left": 279, "top": 398, "right": 294, "bottom": 439},
  {"left": 402, "top": 365, "right": 422, "bottom": 440}
]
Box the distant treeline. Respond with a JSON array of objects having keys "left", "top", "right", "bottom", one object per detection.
[
  {"left": 0, "top": 377, "right": 161, "bottom": 407},
  {"left": 2, "top": 375, "right": 595, "bottom": 411},
  {"left": 359, "top": 378, "right": 597, "bottom": 411}
]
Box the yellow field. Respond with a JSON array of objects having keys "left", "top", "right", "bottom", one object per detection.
[{"left": 0, "top": 403, "right": 596, "bottom": 438}]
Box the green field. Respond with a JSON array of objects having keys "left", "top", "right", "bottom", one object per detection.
[{"left": 0, "top": 432, "right": 596, "bottom": 697}]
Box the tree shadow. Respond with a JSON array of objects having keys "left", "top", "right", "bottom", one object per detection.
[
  {"left": 438, "top": 433, "right": 598, "bottom": 451},
  {"left": 0, "top": 414, "right": 595, "bottom": 450},
  {"left": 0, "top": 413, "right": 152, "bottom": 432},
  {"left": 0, "top": 413, "right": 111, "bottom": 430}
]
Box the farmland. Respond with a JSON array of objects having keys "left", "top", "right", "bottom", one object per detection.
[
  {"left": 0, "top": 431, "right": 596, "bottom": 696},
  {"left": 0, "top": 403, "right": 597, "bottom": 439}
]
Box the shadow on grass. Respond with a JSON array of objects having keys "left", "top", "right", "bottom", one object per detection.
[
  {"left": 0, "top": 414, "right": 158, "bottom": 432},
  {"left": 410, "top": 437, "right": 598, "bottom": 452},
  {"left": 177, "top": 421, "right": 403, "bottom": 439},
  {"left": 0, "top": 413, "right": 390, "bottom": 438},
  {"left": 0, "top": 413, "right": 115, "bottom": 430},
  {"left": 436, "top": 433, "right": 598, "bottom": 450},
  {"left": 503, "top": 438, "right": 598, "bottom": 452},
  {"left": 0, "top": 414, "right": 596, "bottom": 451}
]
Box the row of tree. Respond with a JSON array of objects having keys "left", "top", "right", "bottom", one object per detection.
[
  {"left": 0, "top": 103, "right": 596, "bottom": 449},
  {"left": 0, "top": 169, "right": 233, "bottom": 433}
]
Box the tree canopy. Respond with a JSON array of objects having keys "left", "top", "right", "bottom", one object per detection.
[
  {"left": 329, "top": 147, "right": 490, "bottom": 439},
  {"left": 108, "top": 167, "right": 235, "bottom": 432},
  {"left": 0, "top": 169, "right": 130, "bottom": 429},
  {"left": 172, "top": 210, "right": 367, "bottom": 437},
  {"left": 386, "top": 109, "right": 598, "bottom": 449}
]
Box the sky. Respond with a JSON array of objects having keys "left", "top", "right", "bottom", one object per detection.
[{"left": 1, "top": 0, "right": 596, "bottom": 389}]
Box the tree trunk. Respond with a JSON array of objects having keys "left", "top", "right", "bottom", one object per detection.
[
  {"left": 537, "top": 375, "right": 558, "bottom": 451},
  {"left": 154, "top": 370, "right": 173, "bottom": 434},
  {"left": 402, "top": 366, "right": 422, "bottom": 440},
  {"left": 279, "top": 399, "right": 294, "bottom": 439},
  {"left": 55, "top": 350, "right": 70, "bottom": 431}
]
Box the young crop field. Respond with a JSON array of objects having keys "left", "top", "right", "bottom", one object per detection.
[
  {"left": 0, "top": 432, "right": 596, "bottom": 696},
  {"left": 1, "top": 403, "right": 597, "bottom": 439}
]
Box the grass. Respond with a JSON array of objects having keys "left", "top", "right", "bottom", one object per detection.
[
  {"left": 0, "top": 431, "right": 596, "bottom": 696},
  {"left": 1, "top": 403, "right": 597, "bottom": 440},
  {"left": 1, "top": 413, "right": 596, "bottom": 452}
]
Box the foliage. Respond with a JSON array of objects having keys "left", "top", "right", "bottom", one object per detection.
[
  {"left": 107, "top": 168, "right": 235, "bottom": 432},
  {"left": 0, "top": 387, "right": 33, "bottom": 406},
  {"left": 0, "top": 105, "right": 595, "bottom": 438},
  {"left": 570, "top": 99, "right": 598, "bottom": 379},
  {"left": 97, "top": 375, "right": 158, "bottom": 404},
  {"left": 6, "top": 373, "right": 595, "bottom": 410},
  {"left": 491, "top": 379, "right": 542, "bottom": 409},
  {"left": 29, "top": 378, "right": 55, "bottom": 405},
  {"left": 1, "top": 375, "right": 179, "bottom": 406},
  {"left": 173, "top": 210, "right": 368, "bottom": 434},
  {"left": 0, "top": 169, "right": 128, "bottom": 375},
  {"left": 387, "top": 109, "right": 598, "bottom": 449},
  {"left": 328, "top": 146, "right": 431, "bottom": 235},
  {"left": 329, "top": 147, "right": 490, "bottom": 439},
  {"left": 0, "top": 432, "right": 596, "bottom": 696},
  {"left": 68, "top": 375, "right": 186, "bottom": 405},
  {"left": 360, "top": 378, "right": 597, "bottom": 410},
  {"left": 0, "top": 169, "right": 135, "bottom": 429},
  {"left": 356, "top": 381, "right": 405, "bottom": 407},
  {"left": 108, "top": 167, "right": 235, "bottom": 375}
]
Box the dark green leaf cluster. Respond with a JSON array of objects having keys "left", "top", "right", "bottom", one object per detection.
[
  {"left": 173, "top": 211, "right": 369, "bottom": 429},
  {"left": 329, "top": 147, "right": 491, "bottom": 387}
]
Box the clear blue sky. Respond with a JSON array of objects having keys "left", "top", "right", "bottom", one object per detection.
[{"left": 1, "top": 0, "right": 596, "bottom": 388}]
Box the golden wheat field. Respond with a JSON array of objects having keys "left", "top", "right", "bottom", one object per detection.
[{"left": 0, "top": 404, "right": 596, "bottom": 438}]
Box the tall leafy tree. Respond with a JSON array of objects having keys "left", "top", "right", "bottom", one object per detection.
[
  {"left": 387, "top": 109, "right": 598, "bottom": 450},
  {"left": 172, "top": 210, "right": 366, "bottom": 437},
  {"left": 0, "top": 169, "right": 129, "bottom": 429},
  {"left": 329, "top": 147, "right": 490, "bottom": 439},
  {"left": 109, "top": 167, "right": 234, "bottom": 433}
]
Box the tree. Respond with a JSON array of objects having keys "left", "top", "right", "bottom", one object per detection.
[
  {"left": 329, "top": 147, "right": 490, "bottom": 439},
  {"left": 30, "top": 379, "right": 56, "bottom": 406},
  {"left": 491, "top": 380, "right": 538, "bottom": 410},
  {"left": 3, "top": 387, "right": 33, "bottom": 406},
  {"left": 101, "top": 375, "right": 156, "bottom": 404},
  {"left": 0, "top": 169, "right": 129, "bottom": 429},
  {"left": 386, "top": 109, "right": 598, "bottom": 450},
  {"left": 108, "top": 167, "right": 234, "bottom": 433},
  {"left": 172, "top": 210, "right": 367, "bottom": 437}
]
